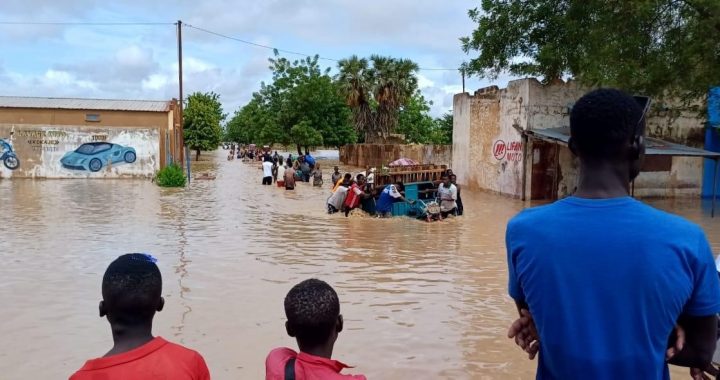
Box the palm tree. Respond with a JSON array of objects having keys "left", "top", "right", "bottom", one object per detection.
[
  {"left": 371, "top": 56, "right": 419, "bottom": 141},
  {"left": 337, "top": 56, "right": 374, "bottom": 139},
  {"left": 337, "top": 55, "right": 419, "bottom": 143}
]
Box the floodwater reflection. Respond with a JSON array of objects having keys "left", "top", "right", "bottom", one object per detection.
[{"left": 0, "top": 150, "right": 717, "bottom": 379}]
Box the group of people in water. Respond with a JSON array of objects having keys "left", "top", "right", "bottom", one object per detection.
[
  {"left": 231, "top": 144, "right": 465, "bottom": 221},
  {"left": 260, "top": 152, "right": 323, "bottom": 189},
  {"left": 326, "top": 167, "right": 464, "bottom": 220},
  {"left": 225, "top": 145, "right": 323, "bottom": 190}
]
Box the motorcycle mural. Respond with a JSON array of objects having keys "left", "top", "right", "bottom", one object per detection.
[{"left": 0, "top": 138, "right": 20, "bottom": 170}]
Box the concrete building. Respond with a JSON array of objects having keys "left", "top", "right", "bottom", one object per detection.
[
  {"left": 452, "top": 78, "right": 719, "bottom": 200},
  {"left": 0, "top": 96, "right": 182, "bottom": 179}
]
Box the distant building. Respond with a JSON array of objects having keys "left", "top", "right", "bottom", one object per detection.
[
  {"left": 452, "top": 78, "right": 720, "bottom": 200},
  {"left": 0, "top": 96, "right": 182, "bottom": 178}
]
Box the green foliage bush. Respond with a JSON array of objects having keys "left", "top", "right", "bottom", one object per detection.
[{"left": 156, "top": 164, "right": 186, "bottom": 187}]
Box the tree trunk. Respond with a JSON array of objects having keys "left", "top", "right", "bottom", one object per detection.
[
  {"left": 195, "top": 149, "right": 201, "bottom": 161},
  {"left": 296, "top": 144, "right": 302, "bottom": 155}
]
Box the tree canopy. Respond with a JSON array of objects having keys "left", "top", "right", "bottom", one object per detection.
[
  {"left": 461, "top": 0, "right": 720, "bottom": 101},
  {"left": 396, "top": 92, "right": 453, "bottom": 144},
  {"left": 184, "top": 91, "right": 225, "bottom": 160},
  {"left": 226, "top": 53, "right": 449, "bottom": 149},
  {"left": 225, "top": 54, "right": 355, "bottom": 154}
]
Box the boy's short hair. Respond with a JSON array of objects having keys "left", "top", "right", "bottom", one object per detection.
[
  {"left": 570, "top": 88, "right": 644, "bottom": 160},
  {"left": 284, "top": 279, "right": 340, "bottom": 346},
  {"left": 102, "top": 254, "right": 162, "bottom": 326}
]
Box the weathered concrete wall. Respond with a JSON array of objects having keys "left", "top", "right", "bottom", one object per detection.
[
  {"left": 452, "top": 93, "right": 471, "bottom": 186},
  {"left": 453, "top": 83, "right": 526, "bottom": 197},
  {"left": 453, "top": 78, "right": 708, "bottom": 199},
  {"left": 555, "top": 150, "right": 702, "bottom": 198},
  {"left": 340, "top": 144, "right": 451, "bottom": 168},
  {"left": 0, "top": 124, "right": 159, "bottom": 179}
]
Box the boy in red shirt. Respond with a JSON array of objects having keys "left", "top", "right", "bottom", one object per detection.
[
  {"left": 70, "top": 253, "right": 210, "bottom": 380},
  {"left": 265, "top": 279, "right": 366, "bottom": 380}
]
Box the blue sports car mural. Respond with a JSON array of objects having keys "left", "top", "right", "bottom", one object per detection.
[{"left": 61, "top": 142, "right": 137, "bottom": 172}]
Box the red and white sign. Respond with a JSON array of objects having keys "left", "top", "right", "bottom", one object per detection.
[
  {"left": 493, "top": 140, "right": 506, "bottom": 160},
  {"left": 493, "top": 140, "right": 523, "bottom": 162}
]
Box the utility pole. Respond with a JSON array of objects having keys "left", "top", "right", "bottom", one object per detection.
[
  {"left": 177, "top": 20, "right": 190, "bottom": 182},
  {"left": 177, "top": 20, "right": 184, "bottom": 127},
  {"left": 461, "top": 68, "right": 466, "bottom": 93}
]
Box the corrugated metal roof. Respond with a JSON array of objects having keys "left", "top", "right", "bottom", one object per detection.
[
  {"left": 0, "top": 96, "right": 172, "bottom": 112},
  {"left": 526, "top": 127, "right": 720, "bottom": 157}
]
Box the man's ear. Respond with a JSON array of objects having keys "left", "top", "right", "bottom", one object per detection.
[
  {"left": 285, "top": 321, "right": 296, "bottom": 337},
  {"left": 337, "top": 314, "right": 344, "bottom": 334},
  {"left": 568, "top": 137, "right": 578, "bottom": 157},
  {"left": 630, "top": 135, "right": 644, "bottom": 160},
  {"left": 99, "top": 300, "right": 106, "bottom": 318},
  {"left": 157, "top": 297, "right": 165, "bottom": 312}
]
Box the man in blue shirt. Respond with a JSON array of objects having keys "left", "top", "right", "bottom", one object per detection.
[
  {"left": 506, "top": 89, "right": 720, "bottom": 379},
  {"left": 375, "top": 182, "right": 411, "bottom": 218}
]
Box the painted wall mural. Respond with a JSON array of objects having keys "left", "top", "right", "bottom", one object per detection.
[
  {"left": 0, "top": 124, "right": 158, "bottom": 179},
  {"left": 0, "top": 137, "right": 20, "bottom": 170},
  {"left": 60, "top": 143, "right": 137, "bottom": 172}
]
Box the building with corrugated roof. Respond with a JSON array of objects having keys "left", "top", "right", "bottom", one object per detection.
[{"left": 0, "top": 96, "right": 182, "bottom": 178}]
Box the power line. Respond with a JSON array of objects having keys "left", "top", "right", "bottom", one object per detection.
[
  {"left": 0, "top": 21, "right": 174, "bottom": 25},
  {"left": 184, "top": 23, "right": 460, "bottom": 72},
  {"left": 2, "top": 20, "right": 461, "bottom": 72},
  {"left": 184, "top": 23, "right": 339, "bottom": 62}
]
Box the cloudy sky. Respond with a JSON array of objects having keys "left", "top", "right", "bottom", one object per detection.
[{"left": 1, "top": 0, "right": 511, "bottom": 117}]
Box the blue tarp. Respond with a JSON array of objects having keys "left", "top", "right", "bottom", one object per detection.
[
  {"left": 710, "top": 87, "right": 720, "bottom": 128},
  {"left": 704, "top": 87, "right": 720, "bottom": 198},
  {"left": 304, "top": 154, "right": 316, "bottom": 166}
]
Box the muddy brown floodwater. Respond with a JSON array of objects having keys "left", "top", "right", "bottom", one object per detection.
[{"left": 1, "top": 150, "right": 718, "bottom": 380}]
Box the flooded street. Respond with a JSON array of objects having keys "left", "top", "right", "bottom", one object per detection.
[{"left": 1, "top": 150, "right": 719, "bottom": 380}]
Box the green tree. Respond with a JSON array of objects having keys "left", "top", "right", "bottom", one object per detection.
[
  {"left": 337, "top": 56, "right": 419, "bottom": 143},
  {"left": 461, "top": 0, "right": 720, "bottom": 101},
  {"left": 225, "top": 93, "right": 283, "bottom": 146},
  {"left": 290, "top": 121, "right": 324, "bottom": 148},
  {"left": 269, "top": 55, "right": 355, "bottom": 153},
  {"left": 371, "top": 56, "right": 419, "bottom": 141},
  {"left": 396, "top": 92, "right": 453, "bottom": 145},
  {"left": 228, "top": 54, "right": 355, "bottom": 154},
  {"left": 396, "top": 92, "right": 436, "bottom": 143},
  {"left": 184, "top": 92, "right": 225, "bottom": 161},
  {"left": 336, "top": 56, "right": 373, "bottom": 139},
  {"left": 432, "top": 113, "right": 453, "bottom": 145}
]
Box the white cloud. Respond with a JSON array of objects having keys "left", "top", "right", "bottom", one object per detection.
[
  {"left": 115, "top": 45, "right": 153, "bottom": 66},
  {"left": 142, "top": 74, "right": 169, "bottom": 91},
  {"left": 417, "top": 74, "right": 435, "bottom": 89},
  {"left": 43, "top": 69, "right": 73, "bottom": 85},
  {"left": 182, "top": 57, "right": 215, "bottom": 73}
]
